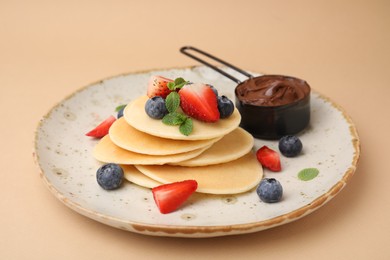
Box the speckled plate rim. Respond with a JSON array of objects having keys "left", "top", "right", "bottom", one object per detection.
[{"left": 33, "top": 66, "right": 360, "bottom": 238}]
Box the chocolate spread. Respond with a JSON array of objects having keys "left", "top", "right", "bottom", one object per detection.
[{"left": 235, "top": 75, "right": 310, "bottom": 106}]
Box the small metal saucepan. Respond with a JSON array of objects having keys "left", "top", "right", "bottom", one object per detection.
[{"left": 180, "top": 46, "right": 311, "bottom": 140}]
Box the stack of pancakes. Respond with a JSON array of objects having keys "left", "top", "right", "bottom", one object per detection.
[{"left": 93, "top": 95, "right": 263, "bottom": 194}]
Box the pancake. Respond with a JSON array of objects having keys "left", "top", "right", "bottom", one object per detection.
[
  {"left": 122, "top": 165, "right": 161, "bottom": 188},
  {"left": 124, "top": 95, "right": 241, "bottom": 140},
  {"left": 109, "top": 117, "right": 221, "bottom": 155},
  {"left": 135, "top": 152, "right": 263, "bottom": 194},
  {"left": 93, "top": 135, "right": 211, "bottom": 165},
  {"left": 171, "top": 127, "right": 254, "bottom": 166}
]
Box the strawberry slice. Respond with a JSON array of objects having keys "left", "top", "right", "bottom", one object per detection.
[
  {"left": 256, "top": 146, "right": 282, "bottom": 172},
  {"left": 152, "top": 180, "right": 198, "bottom": 214},
  {"left": 85, "top": 115, "right": 116, "bottom": 138},
  {"left": 179, "top": 83, "right": 220, "bottom": 122},
  {"left": 147, "top": 75, "right": 174, "bottom": 99}
]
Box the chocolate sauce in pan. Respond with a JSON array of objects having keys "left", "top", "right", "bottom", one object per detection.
[
  {"left": 235, "top": 75, "right": 310, "bottom": 106},
  {"left": 235, "top": 75, "right": 311, "bottom": 140}
]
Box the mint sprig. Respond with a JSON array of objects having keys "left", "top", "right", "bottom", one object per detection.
[
  {"left": 162, "top": 85, "right": 193, "bottom": 136},
  {"left": 167, "top": 77, "right": 189, "bottom": 91}
]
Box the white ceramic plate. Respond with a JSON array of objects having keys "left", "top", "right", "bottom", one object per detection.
[{"left": 33, "top": 66, "right": 360, "bottom": 238}]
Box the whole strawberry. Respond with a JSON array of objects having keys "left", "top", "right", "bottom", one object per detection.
[{"left": 147, "top": 75, "right": 174, "bottom": 99}]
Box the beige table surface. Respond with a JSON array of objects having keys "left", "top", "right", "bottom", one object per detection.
[{"left": 1, "top": 0, "right": 389, "bottom": 259}]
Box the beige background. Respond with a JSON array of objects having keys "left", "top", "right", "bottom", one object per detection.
[{"left": 1, "top": 0, "right": 389, "bottom": 259}]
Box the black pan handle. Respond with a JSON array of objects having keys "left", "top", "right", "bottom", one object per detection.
[{"left": 180, "top": 46, "right": 253, "bottom": 84}]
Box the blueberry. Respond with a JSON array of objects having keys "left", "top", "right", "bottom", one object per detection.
[
  {"left": 145, "top": 96, "right": 168, "bottom": 119},
  {"left": 117, "top": 106, "right": 125, "bottom": 118},
  {"left": 207, "top": 84, "right": 218, "bottom": 96},
  {"left": 96, "top": 163, "right": 124, "bottom": 190},
  {"left": 278, "top": 135, "right": 303, "bottom": 157},
  {"left": 217, "top": 95, "right": 234, "bottom": 118},
  {"left": 256, "top": 178, "right": 283, "bottom": 203}
]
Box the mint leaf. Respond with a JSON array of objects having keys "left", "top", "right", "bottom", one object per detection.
[
  {"left": 165, "top": 92, "right": 180, "bottom": 113},
  {"left": 162, "top": 112, "right": 185, "bottom": 126},
  {"left": 179, "top": 118, "right": 193, "bottom": 136},
  {"left": 174, "top": 77, "right": 186, "bottom": 85},
  {"left": 174, "top": 113, "right": 187, "bottom": 125},
  {"left": 115, "top": 104, "right": 126, "bottom": 112},
  {"left": 298, "top": 168, "right": 319, "bottom": 181},
  {"left": 175, "top": 78, "right": 185, "bottom": 84},
  {"left": 167, "top": 82, "right": 176, "bottom": 90},
  {"left": 162, "top": 113, "right": 178, "bottom": 125},
  {"left": 174, "top": 77, "right": 188, "bottom": 89}
]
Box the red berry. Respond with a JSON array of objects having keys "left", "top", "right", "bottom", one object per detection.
[
  {"left": 147, "top": 75, "right": 174, "bottom": 99},
  {"left": 85, "top": 115, "right": 116, "bottom": 138},
  {"left": 179, "top": 83, "right": 220, "bottom": 122},
  {"left": 152, "top": 180, "right": 198, "bottom": 214},
  {"left": 256, "top": 146, "right": 282, "bottom": 172}
]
